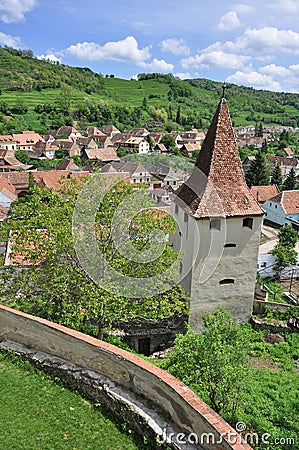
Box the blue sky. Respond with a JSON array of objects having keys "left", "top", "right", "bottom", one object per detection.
[{"left": 1, "top": 0, "right": 299, "bottom": 92}]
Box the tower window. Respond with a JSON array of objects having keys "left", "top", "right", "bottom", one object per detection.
[
  {"left": 184, "top": 213, "right": 188, "bottom": 222},
  {"left": 219, "top": 278, "right": 235, "bottom": 285},
  {"left": 224, "top": 243, "right": 237, "bottom": 248},
  {"left": 174, "top": 204, "right": 178, "bottom": 214},
  {"left": 243, "top": 217, "right": 253, "bottom": 229},
  {"left": 210, "top": 218, "right": 221, "bottom": 231}
]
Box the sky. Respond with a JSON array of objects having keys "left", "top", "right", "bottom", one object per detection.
[{"left": 1, "top": 0, "right": 299, "bottom": 92}]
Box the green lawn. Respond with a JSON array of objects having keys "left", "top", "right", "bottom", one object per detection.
[{"left": 0, "top": 352, "right": 147, "bottom": 450}]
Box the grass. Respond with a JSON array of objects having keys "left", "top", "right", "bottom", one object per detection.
[{"left": 0, "top": 352, "right": 149, "bottom": 450}]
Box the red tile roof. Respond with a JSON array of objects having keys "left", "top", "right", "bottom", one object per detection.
[
  {"left": 0, "top": 176, "right": 18, "bottom": 201},
  {"left": 33, "top": 170, "right": 91, "bottom": 191},
  {"left": 251, "top": 185, "right": 279, "bottom": 204},
  {"left": 175, "top": 98, "right": 263, "bottom": 218}
]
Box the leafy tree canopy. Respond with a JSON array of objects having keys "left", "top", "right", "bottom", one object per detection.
[
  {"left": 0, "top": 178, "right": 187, "bottom": 339},
  {"left": 162, "top": 307, "right": 249, "bottom": 418}
]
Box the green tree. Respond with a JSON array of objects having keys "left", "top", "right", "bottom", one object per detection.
[
  {"left": 147, "top": 135, "right": 155, "bottom": 151},
  {"left": 0, "top": 179, "right": 187, "bottom": 340},
  {"left": 271, "top": 163, "right": 283, "bottom": 190},
  {"left": 163, "top": 307, "right": 248, "bottom": 418},
  {"left": 160, "top": 133, "right": 177, "bottom": 152},
  {"left": 15, "top": 150, "right": 30, "bottom": 164},
  {"left": 271, "top": 225, "right": 298, "bottom": 277},
  {"left": 57, "top": 85, "right": 72, "bottom": 115},
  {"left": 277, "top": 224, "right": 298, "bottom": 248},
  {"left": 245, "top": 150, "right": 270, "bottom": 187},
  {"left": 283, "top": 168, "right": 297, "bottom": 190}
]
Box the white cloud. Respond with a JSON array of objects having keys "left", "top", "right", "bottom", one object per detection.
[
  {"left": 65, "top": 36, "right": 151, "bottom": 64},
  {"left": 160, "top": 38, "right": 190, "bottom": 56},
  {"left": 288, "top": 64, "right": 299, "bottom": 75},
  {"left": 0, "top": 0, "right": 37, "bottom": 23},
  {"left": 259, "top": 64, "right": 291, "bottom": 78},
  {"left": 217, "top": 11, "right": 242, "bottom": 31},
  {"left": 268, "top": 0, "right": 299, "bottom": 13},
  {"left": 233, "top": 3, "right": 255, "bottom": 14},
  {"left": 0, "top": 31, "right": 20, "bottom": 47},
  {"left": 174, "top": 72, "right": 192, "bottom": 80},
  {"left": 223, "top": 27, "right": 299, "bottom": 55},
  {"left": 139, "top": 58, "right": 174, "bottom": 72},
  {"left": 226, "top": 69, "right": 282, "bottom": 91},
  {"left": 182, "top": 50, "right": 250, "bottom": 70},
  {"left": 37, "top": 54, "right": 62, "bottom": 63}
]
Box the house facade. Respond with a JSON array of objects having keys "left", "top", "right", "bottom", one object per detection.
[{"left": 262, "top": 190, "right": 299, "bottom": 229}]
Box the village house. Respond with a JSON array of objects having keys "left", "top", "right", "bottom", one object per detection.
[
  {"left": 262, "top": 190, "right": 299, "bottom": 230},
  {"left": 250, "top": 185, "right": 280, "bottom": 205},
  {"left": 12, "top": 132, "right": 44, "bottom": 151},
  {"left": 100, "top": 124, "right": 120, "bottom": 137},
  {"left": 268, "top": 155, "right": 299, "bottom": 177},
  {"left": 152, "top": 143, "right": 167, "bottom": 154},
  {"left": 283, "top": 147, "right": 294, "bottom": 158},
  {"left": 149, "top": 188, "right": 171, "bottom": 206},
  {"left": 56, "top": 126, "right": 83, "bottom": 140},
  {"left": 180, "top": 143, "right": 200, "bottom": 157},
  {"left": 1, "top": 172, "right": 29, "bottom": 198},
  {"left": 149, "top": 163, "right": 180, "bottom": 189},
  {"left": 55, "top": 159, "right": 81, "bottom": 172},
  {"left": 0, "top": 150, "right": 31, "bottom": 171},
  {"left": 53, "top": 139, "right": 81, "bottom": 157},
  {"left": 176, "top": 130, "right": 205, "bottom": 148},
  {"left": 0, "top": 136, "right": 18, "bottom": 151},
  {"left": 0, "top": 176, "right": 18, "bottom": 208},
  {"left": 32, "top": 141, "right": 60, "bottom": 159},
  {"left": 123, "top": 137, "right": 150, "bottom": 154},
  {"left": 81, "top": 147, "right": 119, "bottom": 164}
]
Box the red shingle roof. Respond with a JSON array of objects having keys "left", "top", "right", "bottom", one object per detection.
[
  {"left": 251, "top": 185, "right": 279, "bottom": 204},
  {"left": 0, "top": 176, "right": 18, "bottom": 201},
  {"left": 175, "top": 98, "right": 263, "bottom": 218}
]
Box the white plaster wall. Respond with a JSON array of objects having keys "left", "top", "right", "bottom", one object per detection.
[
  {"left": 0, "top": 192, "right": 13, "bottom": 208},
  {"left": 172, "top": 202, "right": 263, "bottom": 333}
]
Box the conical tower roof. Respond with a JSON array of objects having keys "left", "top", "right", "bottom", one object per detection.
[{"left": 175, "top": 98, "right": 263, "bottom": 218}]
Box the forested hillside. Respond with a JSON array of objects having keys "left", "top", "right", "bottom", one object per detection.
[{"left": 1, "top": 45, "right": 299, "bottom": 134}]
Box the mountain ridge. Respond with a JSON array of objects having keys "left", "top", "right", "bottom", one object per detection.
[{"left": 1, "top": 45, "right": 299, "bottom": 134}]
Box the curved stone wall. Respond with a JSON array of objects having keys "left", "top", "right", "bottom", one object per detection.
[{"left": 0, "top": 305, "right": 252, "bottom": 450}]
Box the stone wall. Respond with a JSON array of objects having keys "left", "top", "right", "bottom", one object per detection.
[{"left": 0, "top": 304, "right": 253, "bottom": 450}]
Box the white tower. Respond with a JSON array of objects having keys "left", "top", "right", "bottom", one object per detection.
[{"left": 171, "top": 96, "right": 263, "bottom": 333}]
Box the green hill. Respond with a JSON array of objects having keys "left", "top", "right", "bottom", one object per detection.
[{"left": 1, "top": 45, "right": 299, "bottom": 134}]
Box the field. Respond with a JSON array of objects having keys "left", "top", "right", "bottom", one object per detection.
[{"left": 0, "top": 352, "right": 148, "bottom": 450}]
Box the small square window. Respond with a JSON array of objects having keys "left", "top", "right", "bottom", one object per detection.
[
  {"left": 210, "top": 218, "right": 221, "bottom": 231},
  {"left": 243, "top": 217, "right": 253, "bottom": 229}
]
